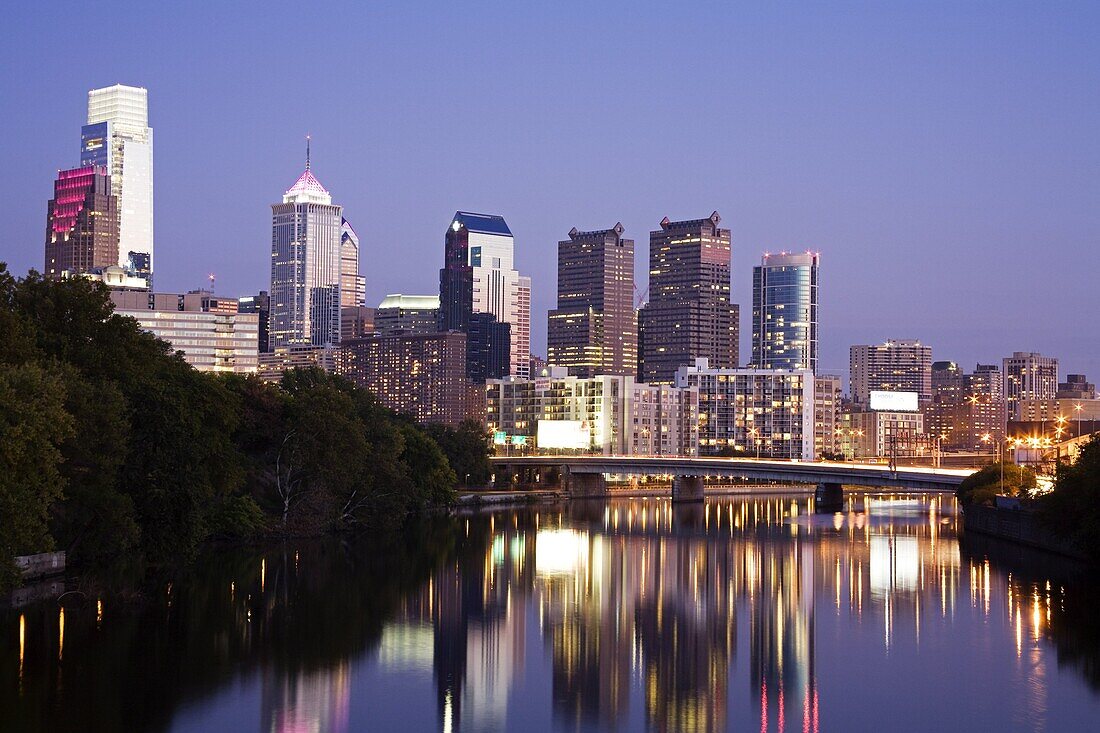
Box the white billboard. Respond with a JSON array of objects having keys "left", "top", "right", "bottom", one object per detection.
[
  {"left": 537, "top": 420, "right": 589, "bottom": 450},
  {"left": 869, "top": 390, "right": 919, "bottom": 412}
]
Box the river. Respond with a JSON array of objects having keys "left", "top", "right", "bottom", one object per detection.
[{"left": 3, "top": 493, "right": 1100, "bottom": 732}]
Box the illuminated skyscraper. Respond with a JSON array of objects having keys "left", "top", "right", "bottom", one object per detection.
[
  {"left": 269, "top": 144, "right": 343, "bottom": 350},
  {"left": 44, "top": 166, "right": 118, "bottom": 279},
  {"left": 439, "top": 211, "right": 531, "bottom": 380},
  {"left": 850, "top": 339, "right": 932, "bottom": 406},
  {"left": 751, "top": 252, "right": 819, "bottom": 373},
  {"left": 80, "top": 84, "right": 154, "bottom": 287},
  {"left": 1002, "top": 351, "right": 1058, "bottom": 419},
  {"left": 547, "top": 223, "right": 637, "bottom": 377},
  {"left": 638, "top": 212, "right": 737, "bottom": 384},
  {"left": 340, "top": 218, "right": 365, "bottom": 309}
]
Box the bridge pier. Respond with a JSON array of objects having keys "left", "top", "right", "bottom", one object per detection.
[
  {"left": 672, "top": 475, "right": 705, "bottom": 503},
  {"left": 564, "top": 470, "right": 608, "bottom": 498},
  {"left": 814, "top": 482, "right": 844, "bottom": 513}
]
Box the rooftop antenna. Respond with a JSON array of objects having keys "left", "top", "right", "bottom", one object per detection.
[
  {"left": 306, "top": 134, "right": 311, "bottom": 172},
  {"left": 208, "top": 273, "right": 215, "bottom": 292}
]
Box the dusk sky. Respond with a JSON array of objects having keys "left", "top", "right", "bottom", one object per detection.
[{"left": 3, "top": 1, "right": 1098, "bottom": 379}]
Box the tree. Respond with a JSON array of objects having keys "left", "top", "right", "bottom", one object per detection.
[
  {"left": 1038, "top": 435, "right": 1100, "bottom": 557},
  {"left": 424, "top": 420, "right": 493, "bottom": 486},
  {"left": 0, "top": 362, "right": 73, "bottom": 589},
  {"left": 400, "top": 425, "right": 458, "bottom": 507},
  {"left": 955, "top": 462, "right": 1037, "bottom": 506}
]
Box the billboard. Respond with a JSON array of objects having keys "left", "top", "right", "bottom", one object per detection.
[
  {"left": 537, "top": 420, "right": 590, "bottom": 450},
  {"left": 869, "top": 391, "right": 919, "bottom": 412}
]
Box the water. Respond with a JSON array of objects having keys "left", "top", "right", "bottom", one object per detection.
[{"left": 3, "top": 493, "right": 1100, "bottom": 733}]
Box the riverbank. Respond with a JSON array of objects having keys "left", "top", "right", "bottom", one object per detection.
[{"left": 962, "top": 505, "right": 1087, "bottom": 560}]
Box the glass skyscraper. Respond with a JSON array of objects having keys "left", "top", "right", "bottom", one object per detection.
[
  {"left": 80, "top": 85, "right": 154, "bottom": 287},
  {"left": 751, "top": 252, "right": 819, "bottom": 373},
  {"left": 269, "top": 152, "right": 344, "bottom": 350}
]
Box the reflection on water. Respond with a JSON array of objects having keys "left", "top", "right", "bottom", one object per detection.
[{"left": 3, "top": 494, "right": 1100, "bottom": 733}]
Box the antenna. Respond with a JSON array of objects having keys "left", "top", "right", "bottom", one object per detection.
[
  {"left": 306, "top": 134, "right": 311, "bottom": 171},
  {"left": 208, "top": 273, "right": 215, "bottom": 292}
]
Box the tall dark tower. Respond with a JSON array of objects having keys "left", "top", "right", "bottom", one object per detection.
[
  {"left": 638, "top": 212, "right": 737, "bottom": 384},
  {"left": 547, "top": 223, "right": 637, "bottom": 377},
  {"left": 44, "top": 165, "right": 119, "bottom": 279}
]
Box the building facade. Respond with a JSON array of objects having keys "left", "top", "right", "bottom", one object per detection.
[
  {"left": 546, "top": 224, "right": 637, "bottom": 378},
  {"left": 923, "top": 361, "right": 1005, "bottom": 451},
  {"left": 339, "top": 218, "right": 365, "bottom": 310},
  {"left": 485, "top": 368, "right": 698, "bottom": 456},
  {"left": 375, "top": 294, "right": 440, "bottom": 334},
  {"left": 44, "top": 166, "right": 119, "bottom": 279},
  {"left": 238, "top": 291, "right": 270, "bottom": 354},
  {"left": 638, "top": 212, "right": 737, "bottom": 384},
  {"left": 1003, "top": 352, "right": 1058, "bottom": 420},
  {"left": 813, "top": 374, "right": 843, "bottom": 459},
  {"left": 111, "top": 290, "right": 258, "bottom": 373},
  {"left": 850, "top": 340, "right": 933, "bottom": 406},
  {"left": 80, "top": 84, "right": 154, "bottom": 287},
  {"left": 674, "top": 359, "right": 815, "bottom": 460},
  {"left": 269, "top": 155, "right": 343, "bottom": 350},
  {"left": 336, "top": 331, "right": 476, "bottom": 425},
  {"left": 840, "top": 409, "right": 925, "bottom": 460},
  {"left": 1057, "top": 374, "right": 1096, "bottom": 400},
  {"left": 439, "top": 212, "right": 531, "bottom": 379},
  {"left": 751, "top": 252, "right": 819, "bottom": 372}
]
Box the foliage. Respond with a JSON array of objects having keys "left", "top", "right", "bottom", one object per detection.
[
  {"left": 1037, "top": 435, "right": 1100, "bottom": 558},
  {"left": 424, "top": 420, "right": 493, "bottom": 486},
  {"left": 955, "top": 461, "right": 1037, "bottom": 506},
  {"left": 0, "top": 264, "right": 466, "bottom": 589}
]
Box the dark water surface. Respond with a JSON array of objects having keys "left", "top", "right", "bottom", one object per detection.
[{"left": 4, "top": 493, "right": 1100, "bottom": 733}]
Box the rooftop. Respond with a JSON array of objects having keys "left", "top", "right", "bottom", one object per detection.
[{"left": 451, "top": 211, "right": 512, "bottom": 237}]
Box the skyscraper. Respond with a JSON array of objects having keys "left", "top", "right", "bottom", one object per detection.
[
  {"left": 1002, "top": 351, "right": 1058, "bottom": 419},
  {"left": 269, "top": 145, "right": 344, "bottom": 350},
  {"left": 44, "top": 166, "right": 118, "bottom": 279},
  {"left": 849, "top": 340, "right": 933, "bottom": 405},
  {"left": 438, "top": 212, "right": 531, "bottom": 379},
  {"left": 340, "top": 218, "right": 365, "bottom": 309},
  {"left": 547, "top": 223, "right": 637, "bottom": 377},
  {"left": 638, "top": 212, "right": 737, "bottom": 384},
  {"left": 80, "top": 84, "right": 153, "bottom": 287},
  {"left": 751, "top": 252, "right": 819, "bottom": 372}
]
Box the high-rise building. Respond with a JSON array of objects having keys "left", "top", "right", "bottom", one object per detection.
[
  {"left": 751, "top": 252, "right": 819, "bottom": 372},
  {"left": 638, "top": 212, "right": 737, "bottom": 384},
  {"left": 438, "top": 211, "right": 530, "bottom": 379},
  {"left": 813, "top": 374, "right": 843, "bottom": 459},
  {"left": 340, "top": 306, "right": 375, "bottom": 342},
  {"left": 924, "top": 362, "right": 1005, "bottom": 451},
  {"left": 674, "top": 359, "right": 816, "bottom": 460},
  {"left": 486, "top": 368, "right": 698, "bottom": 456},
  {"left": 269, "top": 147, "right": 343, "bottom": 350},
  {"left": 110, "top": 290, "right": 258, "bottom": 373},
  {"left": 1003, "top": 352, "right": 1058, "bottom": 419},
  {"left": 340, "top": 218, "right": 365, "bottom": 309},
  {"left": 375, "top": 294, "right": 440, "bottom": 334},
  {"left": 850, "top": 340, "right": 933, "bottom": 406},
  {"left": 44, "top": 166, "right": 119, "bottom": 279},
  {"left": 546, "top": 223, "right": 637, "bottom": 378},
  {"left": 337, "top": 331, "right": 477, "bottom": 426},
  {"left": 238, "top": 291, "right": 271, "bottom": 354},
  {"left": 80, "top": 85, "right": 153, "bottom": 287}
]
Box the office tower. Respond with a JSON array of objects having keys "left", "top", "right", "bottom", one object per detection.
[
  {"left": 44, "top": 166, "right": 118, "bottom": 279},
  {"left": 674, "top": 359, "right": 815, "bottom": 459},
  {"left": 638, "top": 212, "right": 737, "bottom": 384},
  {"left": 340, "top": 306, "right": 375, "bottom": 342},
  {"left": 751, "top": 252, "right": 819, "bottom": 372},
  {"left": 238, "top": 291, "right": 271, "bottom": 354},
  {"left": 80, "top": 85, "right": 153, "bottom": 286},
  {"left": 1002, "top": 352, "right": 1058, "bottom": 419},
  {"left": 340, "top": 218, "right": 365, "bottom": 309},
  {"left": 925, "top": 362, "right": 1005, "bottom": 451},
  {"left": 467, "top": 312, "right": 511, "bottom": 383},
  {"left": 336, "top": 331, "right": 476, "bottom": 426},
  {"left": 849, "top": 340, "right": 933, "bottom": 406},
  {"left": 438, "top": 211, "right": 530, "bottom": 379},
  {"left": 375, "top": 294, "right": 439, "bottom": 334},
  {"left": 486, "top": 369, "right": 698, "bottom": 456},
  {"left": 546, "top": 223, "right": 637, "bottom": 377},
  {"left": 110, "top": 291, "right": 258, "bottom": 373},
  {"left": 269, "top": 146, "right": 343, "bottom": 350}
]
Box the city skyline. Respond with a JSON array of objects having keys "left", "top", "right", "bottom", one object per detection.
[{"left": 3, "top": 4, "right": 1098, "bottom": 379}]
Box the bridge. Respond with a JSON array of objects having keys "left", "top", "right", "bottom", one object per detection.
[{"left": 490, "top": 455, "right": 975, "bottom": 504}]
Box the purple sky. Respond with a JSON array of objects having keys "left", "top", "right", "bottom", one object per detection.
[{"left": 3, "top": 2, "right": 1098, "bottom": 380}]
